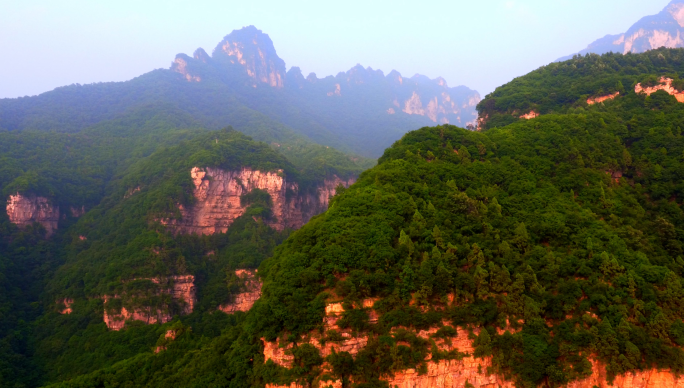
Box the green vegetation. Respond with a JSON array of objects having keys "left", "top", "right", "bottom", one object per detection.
[
  {"left": 477, "top": 48, "right": 684, "bottom": 129},
  {"left": 0, "top": 103, "right": 367, "bottom": 386},
  {"left": 6, "top": 48, "right": 684, "bottom": 388},
  {"left": 48, "top": 86, "right": 684, "bottom": 387}
]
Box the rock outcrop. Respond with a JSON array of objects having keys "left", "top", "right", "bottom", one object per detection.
[
  {"left": 519, "top": 110, "right": 540, "bottom": 120},
  {"left": 171, "top": 56, "right": 202, "bottom": 82},
  {"left": 59, "top": 298, "right": 73, "bottom": 315},
  {"left": 567, "top": 359, "right": 684, "bottom": 388},
  {"left": 103, "top": 275, "right": 196, "bottom": 331},
  {"left": 213, "top": 25, "right": 286, "bottom": 88},
  {"left": 162, "top": 167, "right": 355, "bottom": 234},
  {"left": 6, "top": 193, "right": 59, "bottom": 236},
  {"left": 587, "top": 91, "right": 620, "bottom": 105},
  {"left": 219, "top": 269, "right": 263, "bottom": 313},
  {"left": 635, "top": 77, "right": 684, "bottom": 102},
  {"left": 262, "top": 297, "right": 684, "bottom": 388},
  {"left": 69, "top": 206, "right": 86, "bottom": 217}
]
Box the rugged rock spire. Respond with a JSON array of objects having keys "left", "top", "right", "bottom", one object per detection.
[{"left": 212, "top": 25, "right": 286, "bottom": 88}]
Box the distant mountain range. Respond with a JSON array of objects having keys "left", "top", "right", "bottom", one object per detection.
[
  {"left": 559, "top": 0, "right": 684, "bottom": 61},
  {"left": 0, "top": 26, "right": 479, "bottom": 157}
]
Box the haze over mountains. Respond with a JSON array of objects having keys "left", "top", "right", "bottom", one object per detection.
[
  {"left": 0, "top": 26, "right": 479, "bottom": 158},
  {"left": 560, "top": 0, "right": 684, "bottom": 60},
  {"left": 5, "top": 3, "right": 684, "bottom": 388}
]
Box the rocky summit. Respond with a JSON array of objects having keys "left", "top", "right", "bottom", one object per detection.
[{"left": 560, "top": 0, "right": 684, "bottom": 60}]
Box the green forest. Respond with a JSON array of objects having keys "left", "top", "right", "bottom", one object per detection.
[
  {"left": 0, "top": 106, "right": 368, "bottom": 387},
  {"left": 2, "top": 48, "right": 684, "bottom": 388}
]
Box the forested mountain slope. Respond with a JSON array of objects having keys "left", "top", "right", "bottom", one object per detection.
[
  {"left": 44, "top": 50, "right": 684, "bottom": 388},
  {"left": 0, "top": 26, "right": 480, "bottom": 157},
  {"left": 478, "top": 47, "right": 684, "bottom": 130},
  {"left": 0, "top": 121, "right": 363, "bottom": 386}
]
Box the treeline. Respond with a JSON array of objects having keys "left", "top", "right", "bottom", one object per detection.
[{"left": 478, "top": 48, "right": 684, "bottom": 129}]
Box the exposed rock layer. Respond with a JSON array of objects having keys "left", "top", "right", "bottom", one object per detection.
[
  {"left": 6, "top": 193, "right": 59, "bottom": 236},
  {"left": 219, "top": 269, "right": 263, "bottom": 313},
  {"left": 635, "top": 77, "right": 684, "bottom": 102},
  {"left": 519, "top": 111, "right": 540, "bottom": 120},
  {"left": 103, "top": 275, "right": 196, "bottom": 331},
  {"left": 163, "top": 167, "right": 355, "bottom": 234},
  {"left": 263, "top": 298, "right": 684, "bottom": 388},
  {"left": 587, "top": 91, "right": 620, "bottom": 105}
]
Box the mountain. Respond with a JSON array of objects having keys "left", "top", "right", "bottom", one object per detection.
[
  {"left": 0, "top": 123, "right": 361, "bottom": 386},
  {"left": 0, "top": 26, "right": 480, "bottom": 157},
  {"left": 36, "top": 49, "right": 684, "bottom": 388},
  {"left": 559, "top": 0, "right": 684, "bottom": 61},
  {"left": 478, "top": 47, "right": 684, "bottom": 129}
]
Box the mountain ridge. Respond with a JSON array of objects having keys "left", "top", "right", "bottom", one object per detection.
[
  {"left": 0, "top": 25, "right": 480, "bottom": 158},
  {"left": 559, "top": 0, "right": 684, "bottom": 61}
]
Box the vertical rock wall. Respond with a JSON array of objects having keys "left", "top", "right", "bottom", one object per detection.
[
  {"left": 6, "top": 193, "right": 60, "bottom": 236},
  {"left": 103, "top": 275, "right": 196, "bottom": 331},
  {"left": 219, "top": 269, "right": 263, "bottom": 314},
  {"left": 163, "top": 167, "right": 355, "bottom": 235}
]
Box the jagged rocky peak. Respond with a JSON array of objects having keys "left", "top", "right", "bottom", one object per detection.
[
  {"left": 193, "top": 47, "right": 210, "bottom": 63},
  {"left": 344, "top": 64, "right": 385, "bottom": 84},
  {"left": 561, "top": 0, "right": 684, "bottom": 60},
  {"left": 6, "top": 193, "right": 60, "bottom": 236},
  {"left": 171, "top": 54, "right": 202, "bottom": 82},
  {"left": 286, "top": 66, "right": 306, "bottom": 89},
  {"left": 390, "top": 70, "right": 480, "bottom": 126},
  {"left": 212, "top": 25, "right": 286, "bottom": 88}
]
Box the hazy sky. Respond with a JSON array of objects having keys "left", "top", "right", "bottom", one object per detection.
[{"left": 0, "top": 0, "right": 670, "bottom": 99}]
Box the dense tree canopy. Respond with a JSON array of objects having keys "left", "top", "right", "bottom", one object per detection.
[{"left": 4, "top": 48, "right": 684, "bottom": 388}]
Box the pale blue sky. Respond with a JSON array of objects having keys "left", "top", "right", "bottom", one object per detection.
[{"left": 0, "top": 0, "right": 669, "bottom": 99}]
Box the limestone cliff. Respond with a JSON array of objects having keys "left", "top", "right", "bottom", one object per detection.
[
  {"left": 213, "top": 25, "right": 286, "bottom": 88},
  {"left": 103, "top": 275, "right": 196, "bottom": 331},
  {"left": 219, "top": 269, "right": 262, "bottom": 314},
  {"left": 171, "top": 55, "right": 202, "bottom": 82},
  {"left": 6, "top": 193, "right": 59, "bottom": 236},
  {"left": 263, "top": 298, "right": 684, "bottom": 388},
  {"left": 635, "top": 77, "right": 684, "bottom": 102},
  {"left": 162, "top": 167, "right": 355, "bottom": 234},
  {"left": 587, "top": 91, "right": 620, "bottom": 105}
]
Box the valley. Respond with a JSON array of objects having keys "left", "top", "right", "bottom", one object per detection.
[{"left": 2, "top": 3, "right": 684, "bottom": 387}]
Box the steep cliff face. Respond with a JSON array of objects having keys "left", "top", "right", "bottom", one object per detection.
[
  {"left": 263, "top": 299, "right": 684, "bottom": 388},
  {"left": 560, "top": 1, "right": 684, "bottom": 60},
  {"left": 219, "top": 269, "right": 263, "bottom": 314},
  {"left": 263, "top": 298, "right": 517, "bottom": 388},
  {"left": 6, "top": 193, "right": 59, "bottom": 236},
  {"left": 304, "top": 66, "right": 479, "bottom": 127},
  {"left": 162, "top": 167, "right": 355, "bottom": 234},
  {"left": 213, "top": 25, "right": 286, "bottom": 88},
  {"left": 635, "top": 77, "right": 684, "bottom": 102},
  {"left": 103, "top": 275, "right": 196, "bottom": 331},
  {"left": 171, "top": 55, "right": 202, "bottom": 82},
  {"left": 396, "top": 76, "right": 480, "bottom": 125}
]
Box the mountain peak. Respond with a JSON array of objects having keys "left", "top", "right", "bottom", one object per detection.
[
  {"left": 560, "top": 1, "right": 684, "bottom": 60},
  {"left": 212, "top": 26, "right": 286, "bottom": 88}
]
